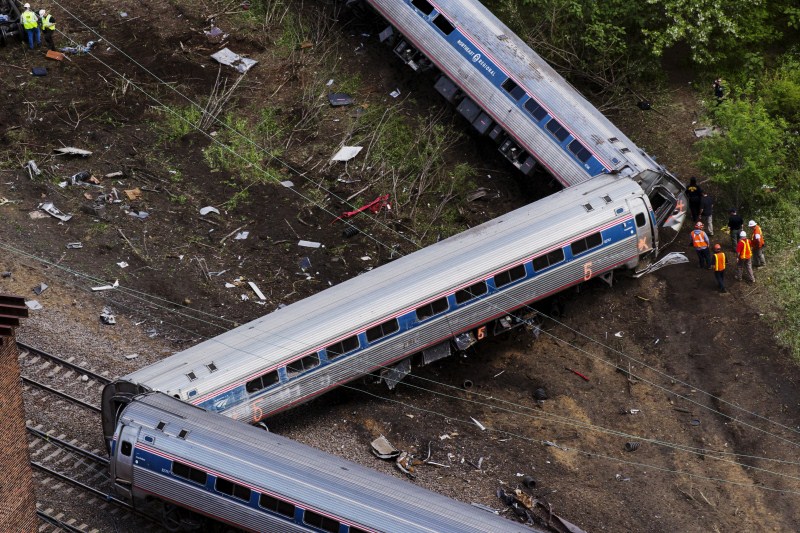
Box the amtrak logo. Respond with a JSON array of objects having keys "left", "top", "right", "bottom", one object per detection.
[{"left": 472, "top": 53, "right": 481, "bottom": 63}]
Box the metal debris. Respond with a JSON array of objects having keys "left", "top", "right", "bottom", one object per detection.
[
  {"left": 66, "top": 242, "right": 83, "bottom": 249},
  {"left": 100, "top": 307, "right": 116, "bottom": 325},
  {"left": 38, "top": 202, "right": 72, "bottom": 222},
  {"left": 633, "top": 252, "right": 689, "bottom": 278},
  {"left": 328, "top": 92, "right": 353, "bottom": 106},
  {"left": 91, "top": 280, "right": 119, "bottom": 291},
  {"left": 32, "top": 283, "right": 48, "bottom": 295},
  {"left": 298, "top": 240, "right": 321, "bottom": 248},
  {"left": 331, "top": 146, "right": 363, "bottom": 162},
  {"left": 199, "top": 206, "right": 220, "bottom": 216},
  {"left": 371, "top": 435, "right": 401, "bottom": 460},
  {"left": 211, "top": 47, "right": 258, "bottom": 73},
  {"left": 470, "top": 417, "right": 486, "bottom": 431},
  {"left": 25, "top": 300, "right": 43, "bottom": 310},
  {"left": 470, "top": 503, "right": 500, "bottom": 514},
  {"left": 234, "top": 231, "right": 249, "bottom": 240},
  {"left": 26, "top": 160, "right": 41, "bottom": 176},
  {"left": 248, "top": 281, "right": 266, "bottom": 301},
  {"left": 53, "top": 147, "right": 92, "bottom": 157}
]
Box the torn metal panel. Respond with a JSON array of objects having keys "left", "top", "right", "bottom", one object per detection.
[
  {"left": 331, "top": 146, "right": 363, "bottom": 162},
  {"left": 210, "top": 47, "right": 258, "bottom": 73},
  {"left": 53, "top": 147, "right": 92, "bottom": 157},
  {"left": 370, "top": 435, "right": 400, "bottom": 460},
  {"left": 38, "top": 202, "right": 72, "bottom": 222},
  {"left": 454, "top": 331, "right": 477, "bottom": 351},
  {"left": 382, "top": 358, "right": 411, "bottom": 390},
  {"left": 421, "top": 341, "right": 451, "bottom": 365},
  {"left": 633, "top": 251, "right": 689, "bottom": 277}
]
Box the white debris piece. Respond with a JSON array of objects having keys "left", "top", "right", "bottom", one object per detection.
[
  {"left": 211, "top": 47, "right": 258, "bottom": 73},
  {"left": 235, "top": 231, "right": 249, "bottom": 240},
  {"left": 331, "top": 146, "right": 363, "bottom": 162},
  {"left": 125, "top": 354, "right": 139, "bottom": 360},
  {"left": 117, "top": 261, "right": 129, "bottom": 268},
  {"left": 390, "top": 88, "right": 401, "bottom": 98},
  {"left": 248, "top": 281, "right": 267, "bottom": 301},
  {"left": 470, "top": 417, "right": 486, "bottom": 431},
  {"left": 280, "top": 180, "right": 294, "bottom": 188},
  {"left": 199, "top": 206, "right": 220, "bottom": 216},
  {"left": 298, "top": 240, "right": 321, "bottom": 248},
  {"left": 38, "top": 201, "right": 72, "bottom": 222},
  {"left": 53, "top": 147, "right": 92, "bottom": 157},
  {"left": 91, "top": 279, "right": 119, "bottom": 291},
  {"left": 25, "top": 300, "right": 43, "bottom": 310}
]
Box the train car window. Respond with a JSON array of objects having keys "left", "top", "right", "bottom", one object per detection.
[
  {"left": 246, "top": 370, "right": 280, "bottom": 394},
  {"left": 325, "top": 335, "right": 360, "bottom": 360},
  {"left": 366, "top": 318, "right": 400, "bottom": 343},
  {"left": 416, "top": 297, "right": 449, "bottom": 321},
  {"left": 532, "top": 249, "right": 565, "bottom": 272},
  {"left": 286, "top": 354, "right": 321, "bottom": 378},
  {"left": 350, "top": 528, "right": 370, "bottom": 533},
  {"left": 570, "top": 232, "right": 603, "bottom": 256},
  {"left": 259, "top": 494, "right": 296, "bottom": 517},
  {"left": 206, "top": 362, "right": 218, "bottom": 372},
  {"left": 186, "top": 371, "right": 197, "bottom": 381},
  {"left": 455, "top": 281, "right": 488, "bottom": 304},
  {"left": 215, "top": 477, "right": 252, "bottom": 502},
  {"left": 303, "top": 510, "right": 340, "bottom": 533},
  {"left": 411, "top": 0, "right": 435, "bottom": 16},
  {"left": 524, "top": 98, "right": 548, "bottom": 121},
  {"left": 568, "top": 140, "right": 592, "bottom": 163},
  {"left": 156, "top": 421, "right": 166, "bottom": 431},
  {"left": 432, "top": 14, "right": 454, "bottom": 35},
  {"left": 493, "top": 264, "right": 526, "bottom": 288},
  {"left": 120, "top": 441, "right": 132, "bottom": 456},
  {"left": 636, "top": 213, "right": 647, "bottom": 227},
  {"left": 501, "top": 78, "right": 526, "bottom": 100},
  {"left": 546, "top": 119, "right": 570, "bottom": 142},
  {"left": 172, "top": 461, "right": 208, "bottom": 485}
]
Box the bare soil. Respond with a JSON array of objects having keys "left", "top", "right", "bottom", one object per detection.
[{"left": 2, "top": 2, "right": 799, "bottom": 532}]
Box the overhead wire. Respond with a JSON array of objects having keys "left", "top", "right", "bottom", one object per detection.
[{"left": 15, "top": 1, "right": 798, "bottom": 491}]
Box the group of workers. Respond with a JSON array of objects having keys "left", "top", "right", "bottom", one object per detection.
[
  {"left": 689, "top": 212, "right": 765, "bottom": 293},
  {"left": 20, "top": 3, "right": 56, "bottom": 51}
]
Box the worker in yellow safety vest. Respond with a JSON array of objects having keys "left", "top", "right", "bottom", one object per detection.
[
  {"left": 39, "top": 9, "right": 56, "bottom": 51},
  {"left": 20, "top": 3, "right": 40, "bottom": 50},
  {"left": 711, "top": 244, "right": 726, "bottom": 293},
  {"left": 735, "top": 231, "right": 755, "bottom": 283}
]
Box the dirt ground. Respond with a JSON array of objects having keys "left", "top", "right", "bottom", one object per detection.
[{"left": 2, "top": 1, "right": 799, "bottom": 532}]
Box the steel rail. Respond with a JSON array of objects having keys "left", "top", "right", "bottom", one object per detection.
[
  {"left": 27, "top": 425, "right": 109, "bottom": 466},
  {"left": 22, "top": 376, "right": 101, "bottom": 413},
  {"left": 17, "top": 340, "right": 112, "bottom": 385}
]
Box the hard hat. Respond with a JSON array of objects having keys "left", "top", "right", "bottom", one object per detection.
[
  {"left": 740, "top": 231, "right": 747, "bottom": 238},
  {"left": 695, "top": 222, "right": 704, "bottom": 229},
  {"left": 39, "top": 9, "right": 45, "bottom": 16},
  {"left": 748, "top": 220, "right": 757, "bottom": 227},
  {"left": 24, "top": 3, "right": 30, "bottom": 8},
  {"left": 713, "top": 244, "right": 721, "bottom": 251}
]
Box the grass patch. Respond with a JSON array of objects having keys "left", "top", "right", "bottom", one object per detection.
[{"left": 153, "top": 105, "right": 203, "bottom": 141}]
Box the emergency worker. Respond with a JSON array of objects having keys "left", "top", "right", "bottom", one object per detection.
[
  {"left": 699, "top": 191, "right": 714, "bottom": 236},
  {"left": 21, "top": 3, "right": 40, "bottom": 50},
  {"left": 711, "top": 244, "right": 726, "bottom": 293},
  {"left": 749, "top": 220, "right": 765, "bottom": 267},
  {"left": 727, "top": 208, "right": 744, "bottom": 250},
  {"left": 686, "top": 177, "right": 703, "bottom": 222},
  {"left": 735, "top": 231, "right": 755, "bottom": 283},
  {"left": 39, "top": 9, "right": 56, "bottom": 51},
  {"left": 690, "top": 222, "right": 711, "bottom": 269}
]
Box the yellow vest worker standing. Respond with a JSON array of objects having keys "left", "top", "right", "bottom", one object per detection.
[
  {"left": 39, "top": 9, "right": 56, "bottom": 51},
  {"left": 690, "top": 221, "right": 711, "bottom": 269},
  {"left": 735, "top": 231, "right": 755, "bottom": 283},
  {"left": 711, "top": 244, "right": 726, "bottom": 293},
  {"left": 20, "top": 3, "right": 40, "bottom": 50},
  {"left": 748, "top": 220, "right": 766, "bottom": 267}
]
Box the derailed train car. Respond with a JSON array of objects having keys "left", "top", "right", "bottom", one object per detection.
[
  {"left": 360, "top": 0, "right": 685, "bottom": 242},
  {"left": 0, "top": 0, "right": 24, "bottom": 45},
  {"left": 103, "top": 174, "right": 663, "bottom": 444},
  {"left": 109, "top": 392, "right": 540, "bottom": 532}
]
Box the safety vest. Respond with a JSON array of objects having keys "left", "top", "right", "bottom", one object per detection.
[
  {"left": 738, "top": 239, "right": 752, "bottom": 260},
  {"left": 713, "top": 252, "right": 726, "bottom": 271},
  {"left": 752, "top": 225, "right": 764, "bottom": 248},
  {"left": 41, "top": 14, "right": 55, "bottom": 31},
  {"left": 21, "top": 9, "right": 38, "bottom": 30},
  {"left": 692, "top": 230, "right": 708, "bottom": 249}
]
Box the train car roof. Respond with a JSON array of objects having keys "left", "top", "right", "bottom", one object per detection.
[
  {"left": 430, "top": 0, "right": 666, "bottom": 177},
  {"left": 122, "top": 393, "right": 540, "bottom": 533},
  {"left": 123, "top": 175, "right": 642, "bottom": 397}
]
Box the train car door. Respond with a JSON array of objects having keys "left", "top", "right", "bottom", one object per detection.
[
  {"left": 630, "top": 197, "right": 656, "bottom": 266},
  {"left": 113, "top": 425, "right": 139, "bottom": 499}
]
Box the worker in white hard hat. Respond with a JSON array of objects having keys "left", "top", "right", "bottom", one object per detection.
[
  {"left": 20, "top": 3, "right": 41, "bottom": 50},
  {"left": 735, "top": 230, "right": 755, "bottom": 283},
  {"left": 39, "top": 8, "right": 56, "bottom": 51},
  {"left": 748, "top": 220, "right": 766, "bottom": 267}
]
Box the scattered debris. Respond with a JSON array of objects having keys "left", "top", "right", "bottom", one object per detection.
[
  {"left": 124, "top": 354, "right": 139, "bottom": 360},
  {"left": 248, "top": 281, "right": 266, "bottom": 301},
  {"left": 68, "top": 170, "right": 93, "bottom": 185},
  {"left": 370, "top": 435, "right": 401, "bottom": 460},
  {"left": 565, "top": 366, "right": 590, "bottom": 381},
  {"left": 65, "top": 242, "right": 83, "bottom": 249},
  {"left": 691, "top": 418, "right": 701, "bottom": 426},
  {"left": 330, "top": 145, "right": 363, "bottom": 162},
  {"left": 31, "top": 67, "right": 47, "bottom": 76},
  {"left": 53, "top": 147, "right": 92, "bottom": 157},
  {"left": 117, "top": 261, "right": 129, "bottom": 269},
  {"left": 328, "top": 92, "right": 353, "bottom": 106},
  {"left": 533, "top": 388, "right": 548, "bottom": 401},
  {"left": 25, "top": 300, "right": 43, "bottom": 310},
  {"left": 124, "top": 188, "right": 142, "bottom": 200},
  {"left": 46, "top": 50, "right": 65, "bottom": 61},
  {"left": 200, "top": 206, "right": 220, "bottom": 216},
  {"left": 298, "top": 257, "right": 311, "bottom": 272},
  {"left": 0, "top": 197, "right": 22, "bottom": 207},
  {"left": 693, "top": 126, "right": 718, "bottom": 138},
  {"left": 91, "top": 280, "right": 119, "bottom": 291},
  {"left": 38, "top": 202, "right": 72, "bottom": 222},
  {"left": 614, "top": 331, "right": 623, "bottom": 338},
  {"left": 462, "top": 379, "right": 473, "bottom": 390},
  {"left": 342, "top": 225, "right": 360, "bottom": 238},
  {"left": 204, "top": 26, "right": 226, "bottom": 44},
  {"left": 332, "top": 194, "right": 391, "bottom": 222},
  {"left": 624, "top": 441, "right": 641, "bottom": 452},
  {"left": 280, "top": 180, "right": 294, "bottom": 188},
  {"left": 390, "top": 88, "right": 401, "bottom": 98},
  {"left": 633, "top": 252, "right": 689, "bottom": 278},
  {"left": 105, "top": 171, "right": 124, "bottom": 179},
  {"left": 1, "top": 271, "right": 11, "bottom": 278},
  {"left": 470, "top": 503, "right": 500, "bottom": 514},
  {"left": 211, "top": 47, "right": 258, "bottom": 73},
  {"left": 234, "top": 231, "right": 249, "bottom": 240},
  {"left": 26, "top": 160, "right": 41, "bottom": 176},
  {"left": 298, "top": 240, "right": 321, "bottom": 248},
  {"left": 60, "top": 40, "right": 96, "bottom": 55},
  {"left": 470, "top": 417, "right": 486, "bottom": 431},
  {"left": 32, "top": 283, "right": 48, "bottom": 295},
  {"left": 100, "top": 307, "right": 116, "bottom": 325},
  {"left": 615, "top": 473, "right": 631, "bottom": 482},
  {"left": 522, "top": 475, "right": 537, "bottom": 489}
]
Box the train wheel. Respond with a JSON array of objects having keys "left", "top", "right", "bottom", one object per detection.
[{"left": 162, "top": 503, "right": 183, "bottom": 532}]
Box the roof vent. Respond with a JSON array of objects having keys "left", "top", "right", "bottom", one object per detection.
[
  {"left": 583, "top": 203, "right": 594, "bottom": 212},
  {"left": 602, "top": 195, "right": 612, "bottom": 204},
  {"left": 206, "top": 362, "right": 217, "bottom": 373},
  {"left": 156, "top": 421, "right": 166, "bottom": 431},
  {"left": 186, "top": 371, "right": 197, "bottom": 382},
  {"left": 178, "top": 429, "right": 189, "bottom": 440}
]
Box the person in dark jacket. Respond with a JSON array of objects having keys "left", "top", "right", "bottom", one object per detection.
[
  {"left": 699, "top": 191, "right": 714, "bottom": 236},
  {"left": 727, "top": 208, "right": 744, "bottom": 250},
  {"left": 686, "top": 177, "right": 703, "bottom": 223}
]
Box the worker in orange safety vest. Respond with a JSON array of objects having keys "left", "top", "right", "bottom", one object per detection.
[
  {"left": 748, "top": 220, "right": 765, "bottom": 267},
  {"left": 735, "top": 231, "right": 755, "bottom": 283},
  {"left": 690, "top": 221, "right": 711, "bottom": 269},
  {"left": 711, "top": 243, "right": 726, "bottom": 293}
]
